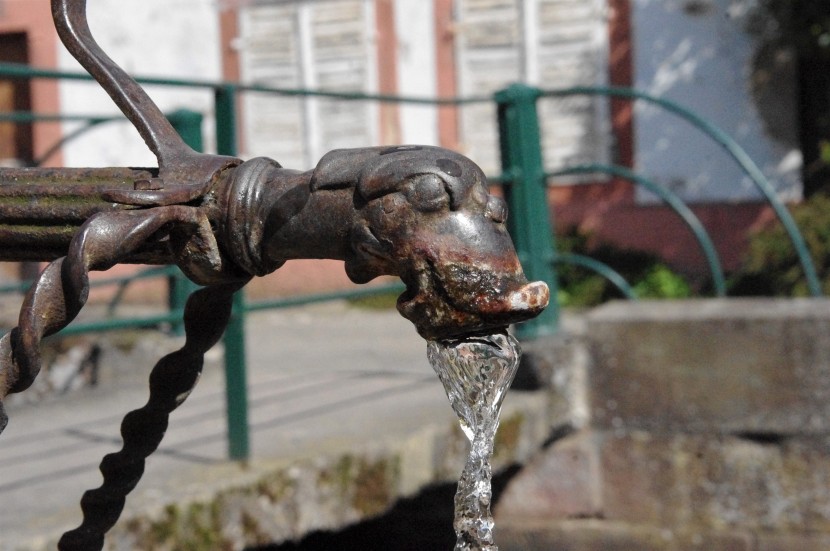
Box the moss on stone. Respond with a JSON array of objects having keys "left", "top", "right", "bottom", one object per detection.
[
  {"left": 255, "top": 470, "right": 294, "bottom": 502},
  {"left": 352, "top": 456, "right": 400, "bottom": 517},
  {"left": 128, "top": 500, "right": 231, "bottom": 551},
  {"left": 335, "top": 454, "right": 356, "bottom": 492},
  {"left": 240, "top": 510, "right": 271, "bottom": 547}
]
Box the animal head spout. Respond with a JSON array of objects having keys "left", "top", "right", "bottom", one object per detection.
[{"left": 312, "top": 146, "right": 550, "bottom": 340}]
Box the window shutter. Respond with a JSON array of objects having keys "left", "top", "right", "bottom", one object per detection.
[
  {"left": 239, "top": 4, "right": 306, "bottom": 166},
  {"left": 455, "top": 0, "right": 609, "bottom": 177},
  {"left": 537, "top": 0, "right": 610, "bottom": 175},
  {"left": 455, "top": 0, "right": 523, "bottom": 174},
  {"left": 238, "top": 1, "right": 376, "bottom": 169},
  {"left": 311, "top": 1, "right": 376, "bottom": 155}
]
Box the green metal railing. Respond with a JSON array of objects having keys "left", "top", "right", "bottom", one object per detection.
[
  {"left": 544, "top": 86, "right": 822, "bottom": 297},
  {"left": 548, "top": 163, "right": 727, "bottom": 297},
  {"left": 495, "top": 83, "right": 823, "bottom": 337},
  {"left": 0, "top": 111, "right": 123, "bottom": 167},
  {"left": 0, "top": 63, "right": 821, "bottom": 460},
  {"left": 495, "top": 84, "right": 559, "bottom": 339}
]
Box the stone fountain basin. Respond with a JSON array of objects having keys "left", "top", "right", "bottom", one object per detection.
[{"left": 0, "top": 302, "right": 556, "bottom": 550}]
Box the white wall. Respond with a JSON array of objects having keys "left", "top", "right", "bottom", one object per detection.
[
  {"left": 56, "top": 0, "right": 222, "bottom": 167},
  {"left": 633, "top": 0, "right": 801, "bottom": 202}
]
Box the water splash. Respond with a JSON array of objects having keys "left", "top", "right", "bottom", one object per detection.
[{"left": 427, "top": 330, "right": 521, "bottom": 551}]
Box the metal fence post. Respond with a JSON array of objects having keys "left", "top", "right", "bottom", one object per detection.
[
  {"left": 167, "top": 110, "right": 203, "bottom": 335},
  {"left": 215, "top": 85, "right": 250, "bottom": 461},
  {"left": 495, "top": 83, "right": 559, "bottom": 338}
]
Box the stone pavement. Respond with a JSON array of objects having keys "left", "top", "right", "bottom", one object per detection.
[{"left": 0, "top": 301, "right": 553, "bottom": 550}]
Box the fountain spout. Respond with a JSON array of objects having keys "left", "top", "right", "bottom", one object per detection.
[{"left": 220, "top": 145, "right": 550, "bottom": 340}]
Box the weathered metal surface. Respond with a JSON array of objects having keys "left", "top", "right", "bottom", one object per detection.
[
  {"left": 0, "top": 166, "right": 170, "bottom": 262},
  {"left": 51, "top": 0, "right": 240, "bottom": 208},
  {"left": 219, "top": 147, "right": 549, "bottom": 340},
  {"left": 0, "top": 1, "right": 549, "bottom": 549}
]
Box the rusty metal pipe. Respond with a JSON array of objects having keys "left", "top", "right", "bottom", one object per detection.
[{"left": 0, "top": 167, "right": 167, "bottom": 262}]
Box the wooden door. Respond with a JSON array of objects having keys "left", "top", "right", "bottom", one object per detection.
[{"left": 0, "top": 33, "right": 32, "bottom": 166}]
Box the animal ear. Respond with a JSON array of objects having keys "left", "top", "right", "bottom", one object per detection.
[
  {"left": 310, "top": 147, "right": 385, "bottom": 191},
  {"left": 345, "top": 223, "right": 393, "bottom": 284},
  {"left": 311, "top": 146, "right": 427, "bottom": 198},
  {"left": 356, "top": 146, "right": 430, "bottom": 200}
]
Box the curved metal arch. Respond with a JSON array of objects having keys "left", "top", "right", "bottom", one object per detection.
[
  {"left": 34, "top": 117, "right": 120, "bottom": 167},
  {"left": 542, "top": 85, "right": 822, "bottom": 297},
  {"left": 554, "top": 252, "right": 637, "bottom": 299},
  {"left": 0, "top": 112, "right": 121, "bottom": 167},
  {"left": 548, "top": 163, "right": 727, "bottom": 297}
]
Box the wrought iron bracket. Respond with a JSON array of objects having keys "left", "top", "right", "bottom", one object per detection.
[{"left": 0, "top": 1, "right": 549, "bottom": 549}]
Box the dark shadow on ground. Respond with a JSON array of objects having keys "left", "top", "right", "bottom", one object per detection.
[{"left": 250, "top": 465, "right": 520, "bottom": 551}]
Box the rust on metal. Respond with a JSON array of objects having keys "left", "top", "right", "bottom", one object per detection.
[
  {"left": 0, "top": 1, "right": 549, "bottom": 549},
  {"left": 0, "top": 166, "right": 166, "bottom": 261}
]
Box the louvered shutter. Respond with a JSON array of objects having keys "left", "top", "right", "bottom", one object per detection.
[
  {"left": 455, "top": 0, "right": 522, "bottom": 174},
  {"left": 537, "top": 0, "right": 610, "bottom": 176},
  {"left": 455, "top": 0, "right": 610, "bottom": 177},
  {"left": 239, "top": 3, "right": 306, "bottom": 166},
  {"left": 311, "top": 2, "right": 376, "bottom": 156},
  {"left": 239, "top": 1, "right": 377, "bottom": 169}
]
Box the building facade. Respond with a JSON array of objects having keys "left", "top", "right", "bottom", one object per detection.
[
  {"left": 227, "top": 0, "right": 611, "bottom": 176},
  {"left": 0, "top": 0, "right": 805, "bottom": 281}
]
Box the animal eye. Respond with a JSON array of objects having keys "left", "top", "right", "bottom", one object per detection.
[
  {"left": 404, "top": 174, "right": 449, "bottom": 212},
  {"left": 486, "top": 196, "right": 508, "bottom": 223}
]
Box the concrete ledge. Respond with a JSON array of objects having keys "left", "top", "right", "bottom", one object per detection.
[
  {"left": 497, "top": 428, "right": 830, "bottom": 534},
  {"left": 498, "top": 519, "right": 830, "bottom": 551},
  {"left": 496, "top": 298, "right": 830, "bottom": 548},
  {"left": 587, "top": 298, "right": 830, "bottom": 434},
  {"left": 102, "top": 392, "right": 553, "bottom": 550},
  {"left": 496, "top": 519, "right": 754, "bottom": 551}
]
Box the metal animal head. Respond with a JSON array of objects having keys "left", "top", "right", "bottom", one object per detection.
[
  {"left": 310, "top": 146, "right": 550, "bottom": 340},
  {"left": 48, "top": 0, "right": 549, "bottom": 343}
]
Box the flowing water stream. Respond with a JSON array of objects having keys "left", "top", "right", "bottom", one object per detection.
[{"left": 427, "top": 330, "right": 521, "bottom": 551}]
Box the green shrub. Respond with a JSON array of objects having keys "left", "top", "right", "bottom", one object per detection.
[
  {"left": 731, "top": 194, "right": 830, "bottom": 296},
  {"left": 556, "top": 227, "right": 692, "bottom": 307},
  {"left": 633, "top": 264, "right": 693, "bottom": 299}
]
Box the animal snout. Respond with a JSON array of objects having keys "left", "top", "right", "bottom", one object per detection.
[{"left": 503, "top": 280, "right": 550, "bottom": 314}]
